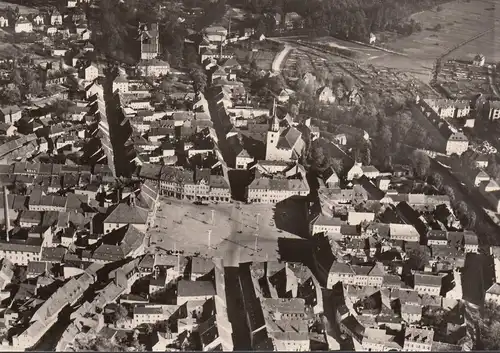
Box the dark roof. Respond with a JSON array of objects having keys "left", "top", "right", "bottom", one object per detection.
[{"left": 177, "top": 280, "right": 216, "bottom": 298}]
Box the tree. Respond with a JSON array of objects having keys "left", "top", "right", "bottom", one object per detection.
[
  {"left": 53, "top": 99, "right": 75, "bottom": 120},
  {"left": 12, "top": 266, "right": 26, "bottom": 285},
  {"left": 412, "top": 151, "right": 430, "bottom": 178},
  {"left": 151, "top": 91, "right": 164, "bottom": 104},
  {"left": 290, "top": 103, "right": 299, "bottom": 116},
  {"left": 189, "top": 67, "right": 207, "bottom": 93},
  {"left": 406, "top": 247, "right": 429, "bottom": 271},
  {"left": 479, "top": 301, "right": 500, "bottom": 350},
  {"left": 455, "top": 201, "right": 476, "bottom": 229},
  {"left": 294, "top": 60, "right": 307, "bottom": 78},
  {"left": 308, "top": 144, "right": 326, "bottom": 171},
  {"left": 328, "top": 157, "right": 343, "bottom": 175},
  {"left": 430, "top": 172, "right": 443, "bottom": 190},
  {"left": 466, "top": 210, "right": 477, "bottom": 229},
  {"left": 0, "top": 87, "right": 21, "bottom": 104},
  {"left": 442, "top": 185, "right": 455, "bottom": 202},
  {"left": 112, "top": 304, "right": 129, "bottom": 323}
]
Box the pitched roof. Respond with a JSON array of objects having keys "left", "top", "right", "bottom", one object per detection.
[
  {"left": 414, "top": 273, "right": 442, "bottom": 287},
  {"left": 177, "top": 280, "right": 216, "bottom": 298},
  {"left": 277, "top": 127, "right": 301, "bottom": 149},
  {"left": 487, "top": 283, "right": 500, "bottom": 295},
  {"left": 329, "top": 262, "right": 354, "bottom": 275},
  {"left": 104, "top": 203, "right": 149, "bottom": 224}
]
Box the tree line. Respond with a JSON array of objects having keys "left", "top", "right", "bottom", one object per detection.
[{"left": 234, "top": 0, "right": 446, "bottom": 41}]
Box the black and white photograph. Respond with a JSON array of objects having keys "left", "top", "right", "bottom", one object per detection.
[{"left": 0, "top": 0, "right": 496, "bottom": 351}]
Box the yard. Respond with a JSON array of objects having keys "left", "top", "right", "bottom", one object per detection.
[{"left": 147, "top": 197, "right": 305, "bottom": 266}]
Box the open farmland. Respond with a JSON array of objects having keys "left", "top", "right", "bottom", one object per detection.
[{"left": 380, "top": 0, "right": 500, "bottom": 63}]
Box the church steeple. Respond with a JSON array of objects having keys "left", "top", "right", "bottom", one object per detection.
[{"left": 270, "top": 99, "right": 279, "bottom": 132}]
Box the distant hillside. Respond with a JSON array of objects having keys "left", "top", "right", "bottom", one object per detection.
[{"left": 231, "top": 0, "right": 451, "bottom": 41}]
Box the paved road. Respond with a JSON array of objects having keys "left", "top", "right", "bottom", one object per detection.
[{"left": 271, "top": 44, "right": 292, "bottom": 72}]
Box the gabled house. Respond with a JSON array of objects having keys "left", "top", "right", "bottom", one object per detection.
[
  {"left": 32, "top": 14, "right": 44, "bottom": 26},
  {"left": 14, "top": 17, "right": 33, "bottom": 33},
  {"left": 50, "top": 9, "right": 63, "bottom": 26},
  {"left": 277, "top": 89, "right": 294, "bottom": 103},
  {"left": 317, "top": 86, "right": 336, "bottom": 104},
  {"left": 0, "top": 16, "right": 9, "bottom": 27}
]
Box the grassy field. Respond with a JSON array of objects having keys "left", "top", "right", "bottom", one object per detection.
[
  {"left": 0, "top": 1, "right": 38, "bottom": 14},
  {"left": 148, "top": 198, "right": 305, "bottom": 266},
  {"left": 381, "top": 0, "right": 500, "bottom": 63}
]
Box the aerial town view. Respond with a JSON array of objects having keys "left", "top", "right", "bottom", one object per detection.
[{"left": 0, "top": 0, "right": 498, "bottom": 351}]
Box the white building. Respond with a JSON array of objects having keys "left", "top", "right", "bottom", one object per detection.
[
  {"left": 112, "top": 75, "right": 129, "bottom": 94},
  {"left": 14, "top": 18, "right": 33, "bottom": 33},
  {"left": 137, "top": 59, "right": 170, "bottom": 77},
  {"left": 473, "top": 53, "right": 485, "bottom": 67},
  {"left": 0, "top": 16, "right": 9, "bottom": 28}
]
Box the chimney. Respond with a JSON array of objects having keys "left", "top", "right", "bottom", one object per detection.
[
  {"left": 3, "top": 186, "right": 9, "bottom": 242},
  {"left": 129, "top": 192, "right": 136, "bottom": 207}
]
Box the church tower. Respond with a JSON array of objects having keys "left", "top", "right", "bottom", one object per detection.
[{"left": 266, "top": 99, "right": 280, "bottom": 160}]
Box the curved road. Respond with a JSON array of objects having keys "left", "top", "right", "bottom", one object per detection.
[{"left": 271, "top": 44, "right": 293, "bottom": 73}]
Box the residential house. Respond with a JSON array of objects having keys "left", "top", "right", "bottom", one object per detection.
[
  {"left": 473, "top": 53, "right": 485, "bottom": 67},
  {"left": 488, "top": 100, "right": 500, "bottom": 120},
  {"left": 327, "top": 262, "right": 384, "bottom": 288},
  {"left": 463, "top": 231, "right": 479, "bottom": 253},
  {"left": 323, "top": 167, "right": 339, "bottom": 189},
  {"left": 0, "top": 16, "right": 8, "bottom": 27},
  {"left": 235, "top": 149, "right": 253, "bottom": 169},
  {"left": 413, "top": 273, "right": 442, "bottom": 296},
  {"left": 277, "top": 89, "right": 294, "bottom": 103},
  {"left": 0, "top": 106, "right": 22, "bottom": 125},
  {"left": 50, "top": 9, "right": 62, "bottom": 25},
  {"left": 284, "top": 12, "right": 304, "bottom": 30},
  {"left": 137, "top": 59, "right": 170, "bottom": 77},
  {"left": 51, "top": 48, "right": 68, "bottom": 57},
  {"left": 403, "top": 327, "right": 434, "bottom": 351},
  {"left": 401, "top": 304, "right": 422, "bottom": 323},
  {"left": 204, "top": 26, "right": 228, "bottom": 43},
  {"left": 485, "top": 283, "right": 500, "bottom": 304},
  {"left": 176, "top": 280, "right": 216, "bottom": 305},
  {"left": 14, "top": 17, "right": 33, "bottom": 33},
  {"left": 247, "top": 173, "right": 309, "bottom": 204},
  {"left": 81, "top": 63, "right": 99, "bottom": 82},
  {"left": 317, "top": 86, "right": 336, "bottom": 104},
  {"left": 83, "top": 42, "right": 94, "bottom": 52},
  {"left": 347, "top": 163, "right": 380, "bottom": 181},
  {"left": 112, "top": 75, "right": 129, "bottom": 94},
  {"left": 347, "top": 212, "right": 375, "bottom": 225},
  {"left": 389, "top": 224, "right": 420, "bottom": 243},
  {"left": 310, "top": 214, "right": 342, "bottom": 236},
  {"left": 0, "top": 123, "right": 17, "bottom": 137},
  {"left": 474, "top": 170, "right": 490, "bottom": 186}
]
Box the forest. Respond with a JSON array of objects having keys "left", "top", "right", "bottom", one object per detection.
[{"left": 233, "top": 0, "right": 448, "bottom": 40}]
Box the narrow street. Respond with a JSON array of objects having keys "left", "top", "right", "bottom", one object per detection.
[
  {"left": 206, "top": 88, "right": 235, "bottom": 167},
  {"left": 224, "top": 267, "right": 252, "bottom": 350},
  {"left": 430, "top": 159, "right": 500, "bottom": 248}
]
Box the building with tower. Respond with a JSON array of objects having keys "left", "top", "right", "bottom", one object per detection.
[
  {"left": 265, "top": 101, "right": 305, "bottom": 161},
  {"left": 137, "top": 23, "right": 159, "bottom": 60}
]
